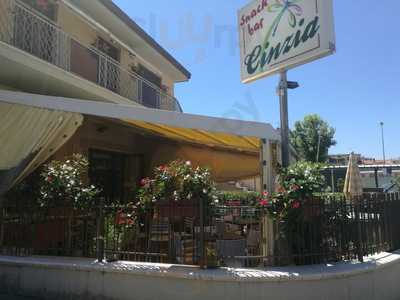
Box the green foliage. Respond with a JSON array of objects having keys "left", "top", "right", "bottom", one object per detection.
[
  {"left": 137, "top": 160, "right": 217, "bottom": 211},
  {"left": 217, "top": 191, "right": 261, "bottom": 206},
  {"left": 290, "top": 114, "right": 336, "bottom": 162},
  {"left": 38, "top": 154, "right": 100, "bottom": 209},
  {"left": 393, "top": 177, "right": 400, "bottom": 191},
  {"left": 266, "top": 161, "right": 326, "bottom": 221}
]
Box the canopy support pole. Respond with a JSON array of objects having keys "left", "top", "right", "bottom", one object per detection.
[
  {"left": 260, "top": 138, "right": 276, "bottom": 265},
  {"left": 260, "top": 138, "right": 274, "bottom": 194}
]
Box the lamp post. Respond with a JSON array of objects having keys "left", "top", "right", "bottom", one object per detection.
[
  {"left": 316, "top": 129, "right": 322, "bottom": 163},
  {"left": 278, "top": 71, "right": 299, "bottom": 168},
  {"left": 380, "top": 122, "right": 386, "bottom": 166}
]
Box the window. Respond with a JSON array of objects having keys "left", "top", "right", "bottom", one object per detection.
[
  {"left": 136, "top": 64, "right": 162, "bottom": 108},
  {"left": 89, "top": 150, "right": 143, "bottom": 204},
  {"left": 89, "top": 150, "right": 126, "bottom": 205},
  {"left": 96, "top": 37, "right": 121, "bottom": 93},
  {"left": 20, "top": 0, "right": 58, "bottom": 21}
]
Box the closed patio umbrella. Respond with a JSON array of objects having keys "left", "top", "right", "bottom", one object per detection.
[
  {"left": 343, "top": 153, "right": 364, "bottom": 262},
  {"left": 343, "top": 153, "right": 363, "bottom": 200}
]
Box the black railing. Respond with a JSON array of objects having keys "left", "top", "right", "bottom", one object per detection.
[
  {"left": 215, "top": 193, "right": 400, "bottom": 267},
  {"left": 1, "top": 193, "right": 400, "bottom": 268}
]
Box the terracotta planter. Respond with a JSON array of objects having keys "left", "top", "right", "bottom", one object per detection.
[{"left": 303, "top": 198, "right": 321, "bottom": 219}]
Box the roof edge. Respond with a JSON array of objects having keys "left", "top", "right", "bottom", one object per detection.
[{"left": 99, "top": 0, "right": 191, "bottom": 80}]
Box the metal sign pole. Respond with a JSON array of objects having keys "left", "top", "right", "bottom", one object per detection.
[{"left": 278, "top": 71, "right": 290, "bottom": 168}]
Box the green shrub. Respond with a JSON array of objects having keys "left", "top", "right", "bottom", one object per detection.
[
  {"left": 266, "top": 161, "right": 326, "bottom": 221},
  {"left": 216, "top": 191, "right": 260, "bottom": 206}
]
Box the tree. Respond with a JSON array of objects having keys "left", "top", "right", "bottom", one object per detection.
[{"left": 290, "top": 114, "right": 336, "bottom": 163}]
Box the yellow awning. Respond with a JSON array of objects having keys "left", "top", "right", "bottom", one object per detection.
[
  {"left": 0, "top": 90, "right": 281, "bottom": 184},
  {"left": 124, "top": 120, "right": 261, "bottom": 153}
]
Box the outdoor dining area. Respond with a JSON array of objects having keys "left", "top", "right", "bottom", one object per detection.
[
  {"left": 1, "top": 148, "right": 400, "bottom": 268},
  {"left": 0, "top": 93, "right": 400, "bottom": 269}
]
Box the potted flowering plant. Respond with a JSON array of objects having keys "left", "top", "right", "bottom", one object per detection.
[
  {"left": 264, "top": 161, "right": 326, "bottom": 222},
  {"left": 39, "top": 154, "right": 100, "bottom": 209},
  {"left": 137, "top": 160, "right": 218, "bottom": 211},
  {"left": 38, "top": 154, "right": 100, "bottom": 256},
  {"left": 258, "top": 162, "right": 325, "bottom": 265},
  {"left": 137, "top": 160, "right": 218, "bottom": 267}
]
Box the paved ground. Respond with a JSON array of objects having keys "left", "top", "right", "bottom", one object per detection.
[{"left": 0, "top": 295, "right": 42, "bottom": 300}]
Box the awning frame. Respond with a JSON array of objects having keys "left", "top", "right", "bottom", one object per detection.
[
  {"left": 0, "top": 89, "right": 279, "bottom": 193},
  {"left": 0, "top": 90, "right": 279, "bottom": 140}
]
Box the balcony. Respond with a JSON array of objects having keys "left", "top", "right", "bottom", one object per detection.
[{"left": 0, "top": 0, "right": 182, "bottom": 112}]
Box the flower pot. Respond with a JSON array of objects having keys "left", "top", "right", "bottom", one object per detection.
[{"left": 303, "top": 198, "right": 321, "bottom": 219}]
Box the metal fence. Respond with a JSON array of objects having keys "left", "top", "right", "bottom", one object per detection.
[
  {"left": 0, "top": 0, "right": 182, "bottom": 112},
  {"left": 216, "top": 193, "right": 400, "bottom": 267},
  {"left": 1, "top": 193, "right": 400, "bottom": 268},
  {"left": 280, "top": 193, "right": 400, "bottom": 265},
  {"left": 0, "top": 203, "right": 97, "bottom": 258},
  {"left": 102, "top": 200, "right": 206, "bottom": 265}
]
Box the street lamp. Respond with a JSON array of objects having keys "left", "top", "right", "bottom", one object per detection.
[{"left": 380, "top": 122, "right": 386, "bottom": 166}]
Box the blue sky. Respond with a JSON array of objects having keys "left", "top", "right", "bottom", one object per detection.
[{"left": 114, "top": 0, "right": 400, "bottom": 159}]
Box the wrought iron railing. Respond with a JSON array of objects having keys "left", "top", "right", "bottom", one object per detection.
[
  {"left": 1, "top": 193, "right": 400, "bottom": 267},
  {"left": 0, "top": 0, "right": 182, "bottom": 112}
]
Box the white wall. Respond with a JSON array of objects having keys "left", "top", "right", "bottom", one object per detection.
[{"left": 0, "top": 251, "right": 400, "bottom": 300}]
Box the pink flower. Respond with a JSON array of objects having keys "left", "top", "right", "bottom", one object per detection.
[
  {"left": 115, "top": 211, "right": 126, "bottom": 225},
  {"left": 259, "top": 199, "right": 269, "bottom": 207},
  {"left": 291, "top": 201, "right": 300, "bottom": 209},
  {"left": 140, "top": 178, "right": 150, "bottom": 187},
  {"left": 263, "top": 191, "right": 269, "bottom": 197}
]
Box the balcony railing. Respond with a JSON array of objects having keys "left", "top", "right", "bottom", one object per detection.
[{"left": 0, "top": 0, "right": 182, "bottom": 112}]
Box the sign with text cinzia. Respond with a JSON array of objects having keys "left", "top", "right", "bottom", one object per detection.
[{"left": 238, "top": 0, "right": 335, "bottom": 83}]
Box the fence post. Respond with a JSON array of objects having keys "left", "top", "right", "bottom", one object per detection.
[
  {"left": 199, "top": 197, "right": 205, "bottom": 268},
  {"left": 96, "top": 197, "right": 105, "bottom": 262},
  {"left": 261, "top": 214, "right": 275, "bottom": 266},
  {"left": 355, "top": 197, "right": 364, "bottom": 262},
  {"left": 0, "top": 197, "right": 4, "bottom": 252}
]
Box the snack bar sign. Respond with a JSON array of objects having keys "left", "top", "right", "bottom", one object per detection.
[{"left": 239, "top": 0, "right": 335, "bottom": 83}]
